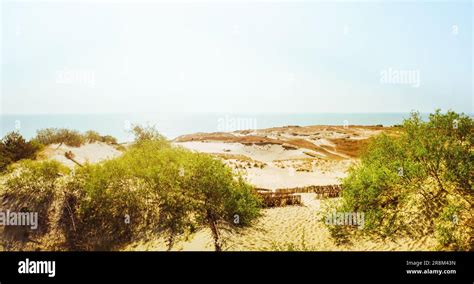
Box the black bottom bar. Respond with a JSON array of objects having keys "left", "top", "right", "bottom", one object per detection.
[{"left": 0, "top": 252, "right": 472, "bottom": 282}]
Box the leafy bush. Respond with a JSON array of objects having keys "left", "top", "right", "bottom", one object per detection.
[
  {"left": 434, "top": 203, "right": 471, "bottom": 250},
  {"left": 84, "top": 131, "right": 118, "bottom": 144},
  {"left": 34, "top": 128, "right": 118, "bottom": 147},
  {"left": 101, "top": 135, "right": 118, "bottom": 145},
  {"left": 34, "top": 128, "right": 85, "bottom": 147},
  {"left": 335, "top": 110, "right": 473, "bottom": 250},
  {"left": 122, "top": 142, "right": 199, "bottom": 250},
  {"left": 0, "top": 160, "right": 69, "bottom": 249},
  {"left": 84, "top": 130, "right": 102, "bottom": 143},
  {"left": 182, "top": 152, "right": 261, "bottom": 250},
  {"left": 127, "top": 142, "right": 261, "bottom": 251},
  {"left": 61, "top": 140, "right": 260, "bottom": 251},
  {"left": 62, "top": 161, "right": 156, "bottom": 250},
  {"left": 129, "top": 124, "right": 168, "bottom": 146},
  {"left": 0, "top": 132, "right": 42, "bottom": 172},
  {"left": 2, "top": 126, "right": 260, "bottom": 251}
]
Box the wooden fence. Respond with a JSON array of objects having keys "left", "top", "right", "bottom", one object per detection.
[{"left": 255, "top": 184, "right": 342, "bottom": 207}]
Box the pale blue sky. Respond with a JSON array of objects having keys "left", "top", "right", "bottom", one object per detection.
[{"left": 1, "top": 0, "right": 472, "bottom": 114}]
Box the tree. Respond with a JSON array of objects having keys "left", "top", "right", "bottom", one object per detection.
[
  {"left": 126, "top": 143, "right": 198, "bottom": 251},
  {"left": 0, "top": 132, "right": 41, "bottom": 172},
  {"left": 186, "top": 153, "right": 261, "bottom": 251},
  {"left": 129, "top": 124, "right": 168, "bottom": 146},
  {"left": 404, "top": 110, "right": 473, "bottom": 197}
]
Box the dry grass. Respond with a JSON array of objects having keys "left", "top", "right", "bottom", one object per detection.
[{"left": 328, "top": 138, "right": 371, "bottom": 158}]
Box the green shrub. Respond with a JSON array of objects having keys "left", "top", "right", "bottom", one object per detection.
[
  {"left": 101, "top": 135, "right": 118, "bottom": 145},
  {"left": 0, "top": 146, "right": 13, "bottom": 172},
  {"left": 0, "top": 132, "right": 42, "bottom": 172},
  {"left": 34, "top": 128, "right": 85, "bottom": 147},
  {"left": 84, "top": 130, "right": 101, "bottom": 143},
  {"left": 2, "top": 127, "right": 260, "bottom": 251},
  {"left": 84, "top": 131, "right": 118, "bottom": 145},
  {"left": 115, "top": 141, "right": 260, "bottom": 251},
  {"left": 63, "top": 162, "right": 157, "bottom": 250},
  {"left": 124, "top": 143, "right": 199, "bottom": 249},
  {"left": 33, "top": 128, "right": 118, "bottom": 147},
  {"left": 336, "top": 110, "right": 473, "bottom": 250},
  {"left": 129, "top": 124, "right": 168, "bottom": 146},
  {"left": 434, "top": 202, "right": 471, "bottom": 251},
  {"left": 0, "top": 160, "right": 69, "bottom": 243},
  {"left": 62, "top": 140, "right": 260, "bottom": 251},
  {"left": 182, "top": 152, "right": 261, "bottom": 250}
]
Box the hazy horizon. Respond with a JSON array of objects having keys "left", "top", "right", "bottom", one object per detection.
[{"left": 0, "top": 112, "right": 434, "bottom": 141}]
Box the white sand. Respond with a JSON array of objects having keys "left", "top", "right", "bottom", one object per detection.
[
  {"left": 176, "top": 141, "right": 349, "bottom": 189},
  {"left": 311, "top": 138, "right": 336, "bottom": 147},
  {"left": 244, "top": 165, "right": 345, "bottom": 189},
  {"left": 42, "top": 142, "right": 122, "bottom": 168},
  {"left": 176, "top": 141, "right": 312, "bottom": 162}
]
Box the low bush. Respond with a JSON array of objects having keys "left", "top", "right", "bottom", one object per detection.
[
  {"left": 62, "top": 161, "right": 156, "bottom": 250},
  {"left": 84, "top": 131, "right": 118, "bottom": 144},
  {"left": 129, "top": 124, "right": 168, "bottom": 146},
  {"left": 34, "top": 128, "right": 85, "bottom": 147},
  {"left": 182, "top": 152, "right": 261, "bottom": 250},
  {"left": 0, "top": 160, "right": 69, "bottom": 249},
  {"left": 333, "top": 110, "right": 473, "bottom": 250},
  {"left": 34, "top": 128, "right": 118, "bottom": 147},
  {"left": 0, "top": 132, "right": 42, "bottom": 172},
  {"left": 60, "top": 139, "right": 261, "bottom": 251}
]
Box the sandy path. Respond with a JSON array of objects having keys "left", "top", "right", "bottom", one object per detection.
[
  {"left": 125, "top": 194, "right": 435, "bottom": 251},
  {"left": 244, "top": 165, "right": 345, "bottom": 189}
]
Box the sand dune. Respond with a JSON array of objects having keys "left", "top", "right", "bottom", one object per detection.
[
  {"left": 176, "top": 141, "right": 313, "bottom": 162},
  {"left": 173, "top": 125, "right": 380, "bottom": 190},
  {"left": 175, "top": 141, "right": 350, "bottom": 189},
  {"left": 40, "top": 142, "right": 122, "bottom": 168},
  {"left": 35, "top": 125, "right": 430, "bottom": 251},
  {"left": 131, "top": 125, "right": 437, "bottom": 251}
]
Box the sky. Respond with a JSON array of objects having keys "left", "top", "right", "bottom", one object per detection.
[{"left": 1, "top": 0, "right": 472, "bottom": 114}]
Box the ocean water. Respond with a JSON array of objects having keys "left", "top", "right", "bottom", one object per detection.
[{"left": 0, "top": 113, "right": 425, "bottom": 142}]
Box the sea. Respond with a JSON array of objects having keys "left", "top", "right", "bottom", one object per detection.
[{"left": 0, "top": 112, "right": 431, "bottom": 143}]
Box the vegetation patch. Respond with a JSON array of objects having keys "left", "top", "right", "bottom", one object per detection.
[
  {"left": 0, "top": 126, "right": 261, "bottom": 251},
  {"left": 329, "top": 110, "right": 473, "bottom": 250}
]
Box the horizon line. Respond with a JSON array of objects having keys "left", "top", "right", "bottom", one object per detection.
[{"left": 2, "top": 110, "right": 472, "bottom": 116}]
